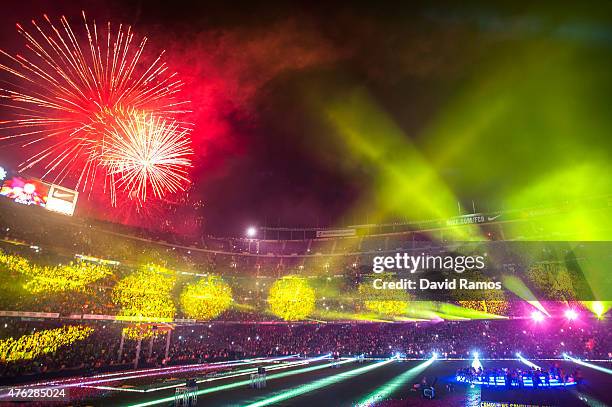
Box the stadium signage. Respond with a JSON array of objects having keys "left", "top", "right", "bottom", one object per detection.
[
  {"left": 0, "top": 311, "right": 60, "bottom": 318},
  {"left": 445, "top": 213, "right": 487, "bottom": 226},
  {"left": 46, "top": 184, "right": 78, "bottom": 216},
  {"left": 315, "top": 228, "right": 356, "bottom": 238}
]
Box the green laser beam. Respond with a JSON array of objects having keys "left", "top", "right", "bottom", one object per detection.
[
  {"left": 244, "top": 359, "right": 395, "bottom": 407},
  {"left": 127, "top": 358, "right": 356, "bottom": 407},
  {"left": 322, "top": 89, "right": 482, "bottom": 242},
  {"left": 354, "top": 357, "right": 435, "bottom": 406}
]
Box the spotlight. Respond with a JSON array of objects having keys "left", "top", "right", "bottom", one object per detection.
[
  {"left": 564, "top": 309, "right": 578, "bottom": 321},
  {"left": 593, "top": 301, "right": 604, "bottom": 318},
  {"left": 531, "top": 311, "right": 545, "bottom": 322},
  {"left": 432, "top": 352, "right": 439, "bottom": 359},
  {"left": 471, "top": 352, "right": 482, "bottom": 371},
  {"left": 246, "top": 226, "right": 257, "bottom": 238}
]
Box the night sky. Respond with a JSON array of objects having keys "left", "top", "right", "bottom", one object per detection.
[{"left": 1, "top": 1, "right": 611, "bottom": 236}]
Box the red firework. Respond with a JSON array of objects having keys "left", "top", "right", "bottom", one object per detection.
[{"left": 0, "top": 11, "right": 191, "bottom": 203}]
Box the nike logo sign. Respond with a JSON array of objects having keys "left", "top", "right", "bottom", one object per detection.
[
  {"left": 487, "top": 214, "right": 501, "bottom": 221},
  {"left": 52, "top": 191, "right": 75, "bottom": 199}
]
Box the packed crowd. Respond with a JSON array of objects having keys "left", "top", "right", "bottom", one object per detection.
[{"left": 0, "top": 318, "right": 609, "bottom": 380}]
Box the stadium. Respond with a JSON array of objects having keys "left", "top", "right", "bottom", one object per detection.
[{"left": 0, "top": 1, "right": 611, "bottom": 406}]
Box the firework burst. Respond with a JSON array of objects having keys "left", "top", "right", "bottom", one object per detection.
[
  {"left": 102, "top": 113, "right": 192, "bottom": 202},
  {"left": 0, "top": 11, "right": 190, "bottom": 201}
]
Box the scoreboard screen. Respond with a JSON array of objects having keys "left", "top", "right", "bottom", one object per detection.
[
  {"left": 0, "top": 176, "right": 50, "bottom": 207},
  {"left": 0, "top": 170, "right": 78, "bottom": 216}
]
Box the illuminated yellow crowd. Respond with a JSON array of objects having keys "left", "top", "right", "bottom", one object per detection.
[
  {"left": 0, "top": 251, "right": 112, "bottom": 293},
  {"left": 122, "top": 324, "right": 164, "bottom": 340},
  {"left": 112, "top": 264, "right": 177, "bottom": 322},
  {"left": 0, "top": 250, "right": 524, "bottom": 326},
  {"left": 180, "top": 275, "right": 233, "bottom": 320},
  {"left": 268, "top": 275, "right": 316, "bottom": 321},
  {"left": 458, "top": 300, "right": 509, "bottom": 315},
  {"left": 0, "top": 325, "right": 94, "bottom": 362}
]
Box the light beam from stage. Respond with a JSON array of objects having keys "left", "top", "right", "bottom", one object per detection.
[
  {"left": 322, "top": 89, "right": 483, "bottom": 242},
  {"left": 25, "top": 355, "right": 299, "bottom": 391},
  {"left": 139, "top": 355, "right": 321, "bottom": 393},
  {"left": 584, "top": 301, "right": 610, "bottom": 319},
  {"left": 516, "top": 353, "right": 540, "bottom": 369},
  {"left": 244, "top": 359, "right": 396, "bottom": 407},
  {"left": 354, "top": 354, "right": 437, "bottom": 406},
  {"left": 563, "top": 354, "right": 612, "bottom": 375},
  {"left": 501, "top": 276, "right": 549, "bottom": 316},
  {"left": 128, "top": 355, "right": 355, "bottom": 407}
]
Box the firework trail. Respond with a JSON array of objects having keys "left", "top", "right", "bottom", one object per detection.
[{"left": 0, "top": 11, "right": 191, "bottom": 202}]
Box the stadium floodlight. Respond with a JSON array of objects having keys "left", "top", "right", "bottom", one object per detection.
[
  {"left": 531, "top": 311, "right": 545, "bottom": 322},
  {"left": 246, "top": 226, "right": 257, "bottom": 238},
  {"left": 564, "top": 309, "right": 578, "bottom": 321}
]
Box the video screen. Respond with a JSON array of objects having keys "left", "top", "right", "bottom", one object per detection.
[{"left": 0, "top": 176, "right": 49, "bottom": 207}]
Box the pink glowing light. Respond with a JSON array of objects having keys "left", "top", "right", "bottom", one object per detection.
[
  {"left": 531, "top": 311, "right": 545, "bottom": 323},
  {"left": 564, "top": 309, "right": 578, "bottom": 321}
]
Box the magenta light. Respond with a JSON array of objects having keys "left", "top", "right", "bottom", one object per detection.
[
  {"left": 531, "top": 311, "right": 545, "bottom": 322},
  {"left": 564, "top": 309, "right": 578, "bottom": 320}
]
